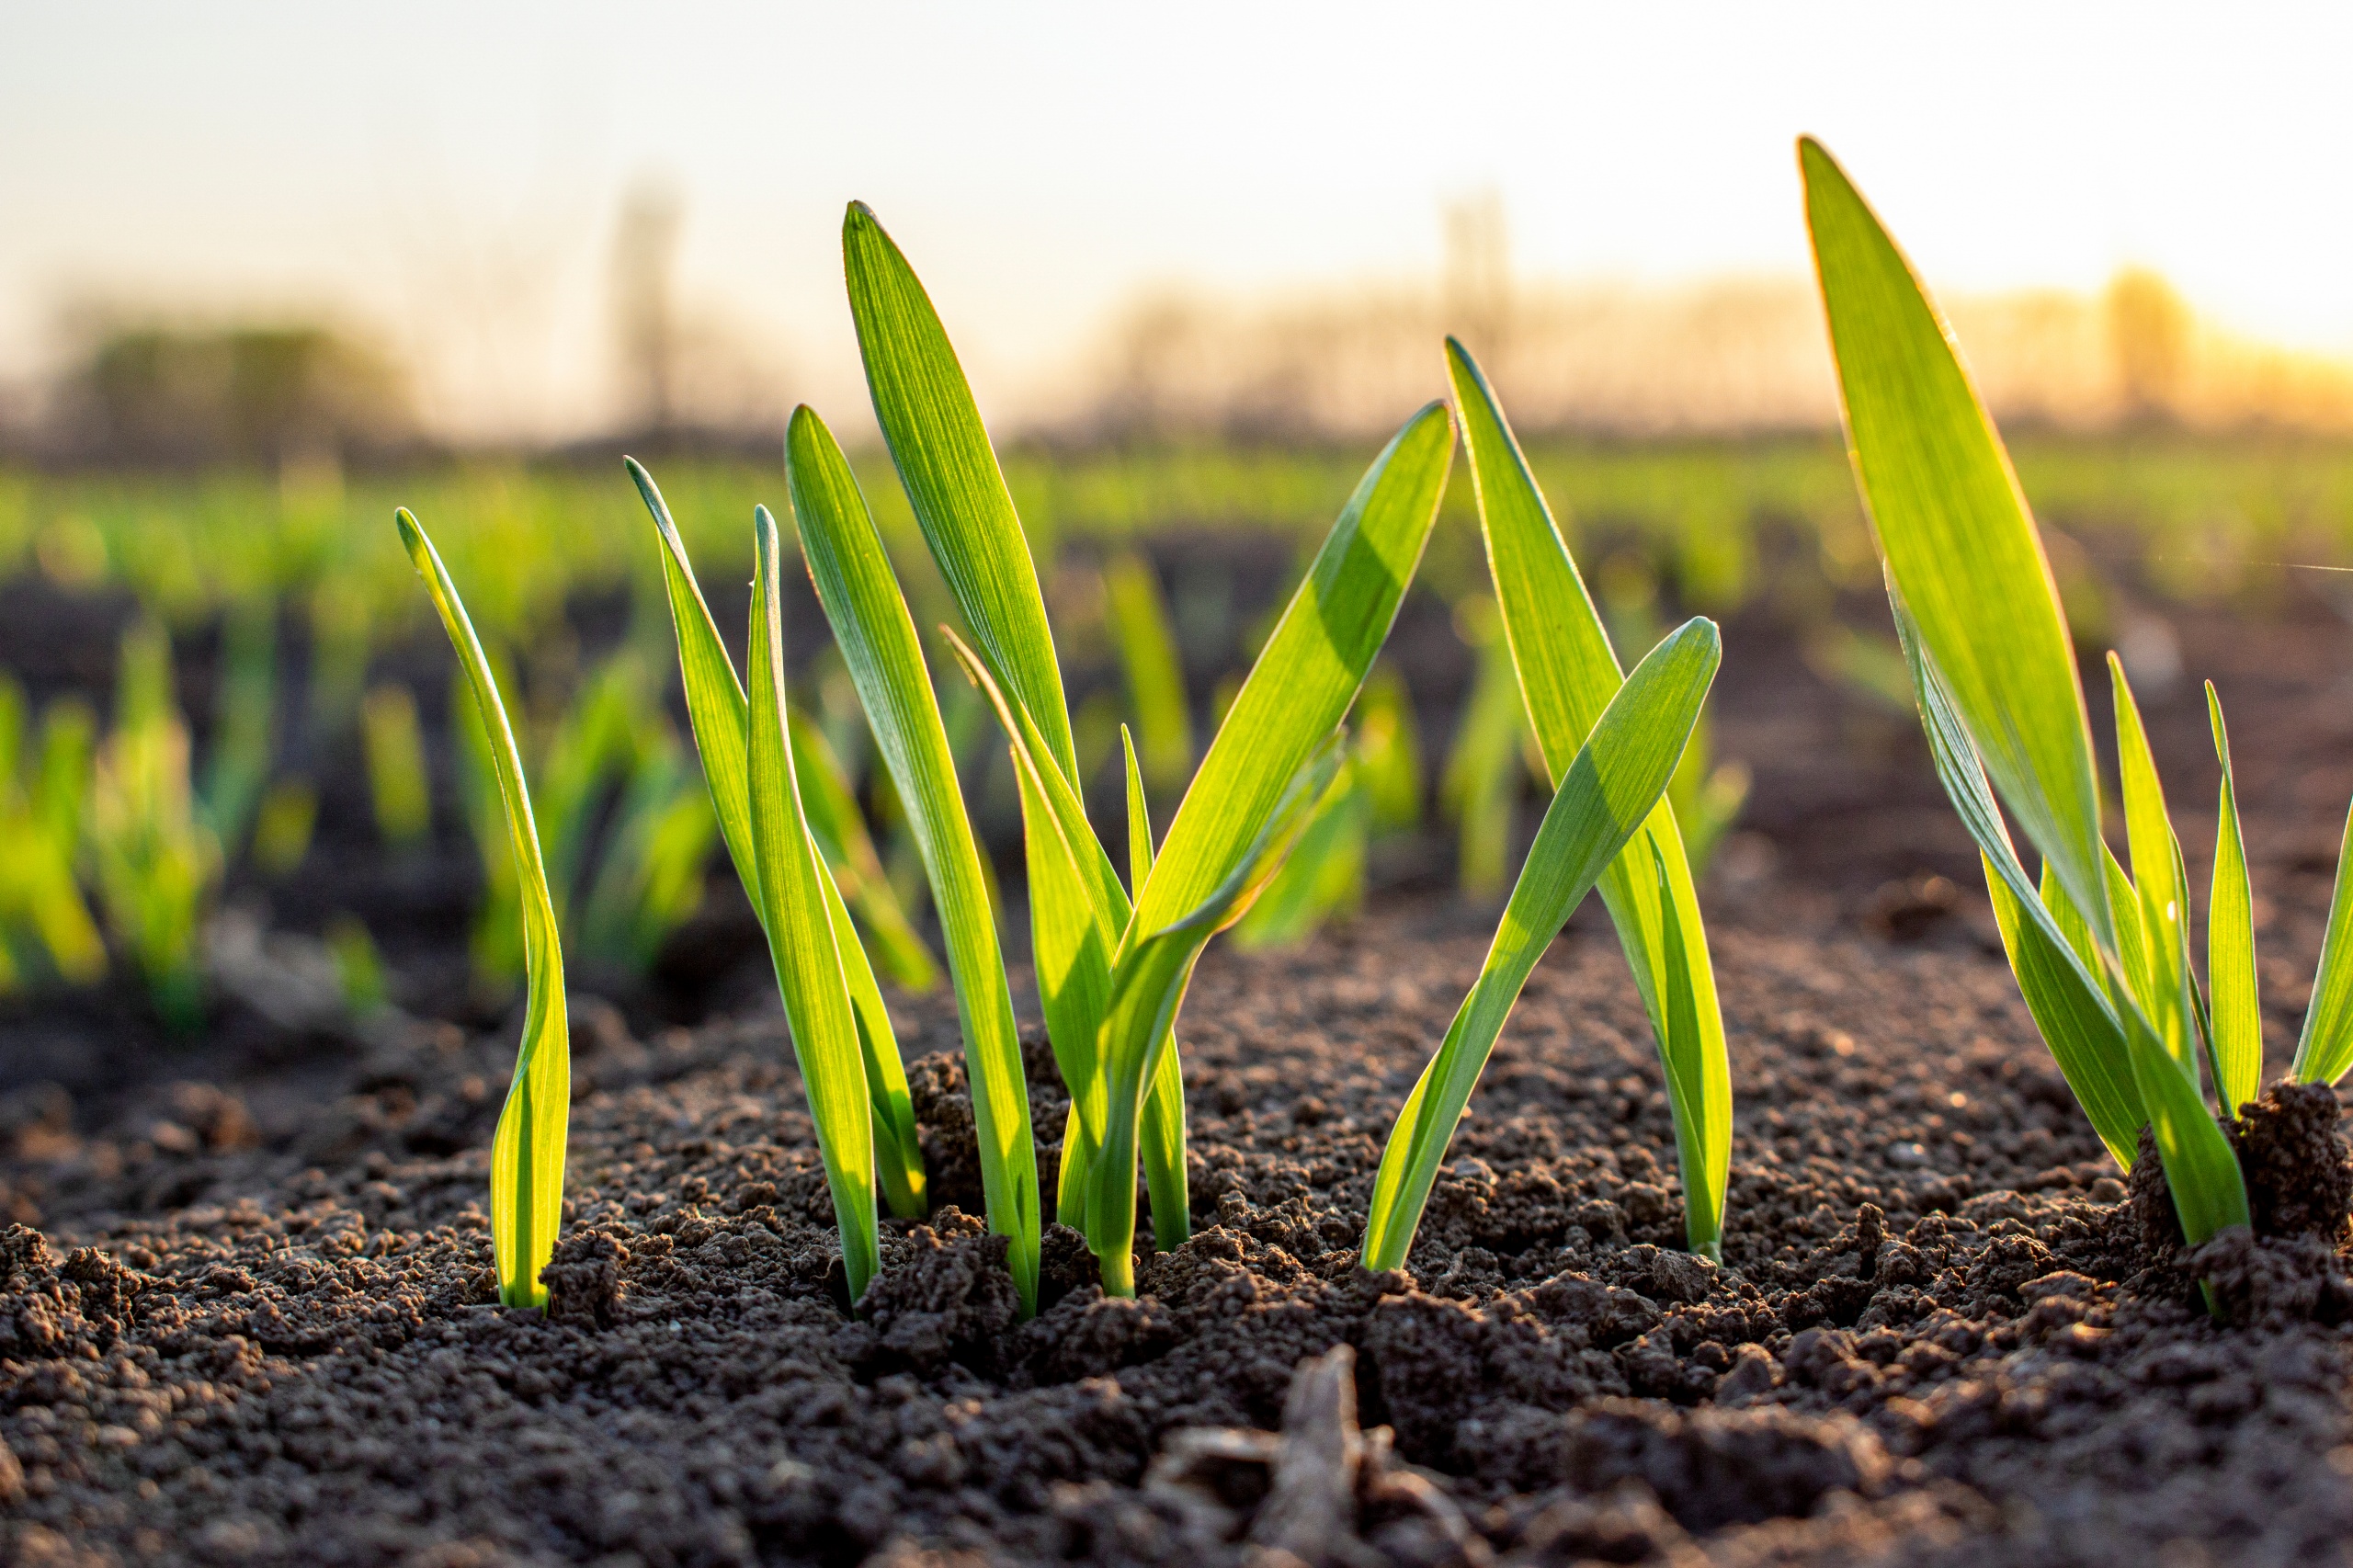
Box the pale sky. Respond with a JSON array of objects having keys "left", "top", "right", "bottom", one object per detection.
[{"left": 6, "top": 2, "right": 2351, "bottom": 439}]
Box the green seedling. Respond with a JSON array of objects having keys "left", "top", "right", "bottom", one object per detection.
[
  {"left": 1447, "top": 339, "right": 1735, "bottom": 1260},
  {"left": 846, "top": 204, "right": 1455, "bottom": 1295},
  {"left": 747, "top": 507, "right": 890, "bottom": 1300},
  {"left": 398, "top": 508, "right": 569, "bottom": 1311},
  {"left": 1802, "top": 139, "right": 2255, "bottom": 1287},
  {"left": 199, "top": 594, "right": 278, "bottom": 857},
  {"left": 248, "top": 777, "right": 317, "bottom": 875},
  {"left": 1667, "top": 708, "right": 1749, "bottom": 881},
  {"left": 327, "top": 912, "right": 392, "bottom": 1015},
  {"left": 0, "top": 680, "right": 105, "bottom": 991},
  {"left": 1364, "top": 618, "right": 1722, "bottom": 1269},
  {"left": 630, "top": 460, "right": 929, "bottom": 1241},
  {"left": 1443, "top": 595, "right": 1531, "bottom": 899},
  {"left": 1104, "top": 552, "right": 1194, "bottom": 795},
  {"left": 1231, "top": 662, "right": 1423, "bottom": 950},
  {"left": 86, "top": 619, "right": 220, "bottom": 1029},
  {"left": 361, "top": 683, "right": 434, "bottom": 851}
]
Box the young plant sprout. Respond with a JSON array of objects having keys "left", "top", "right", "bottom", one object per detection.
[
  {"left": 0, "top": 680, "right": 104, "bottom": 992},
  {"left": 1363, "top": 616, "right": 1722, "bottom": 1269},
  {"left": 1445, "top": 340, "right": 1738, "bottom": 1261},
  {"left": 397, "top": 508, "right": 570, "bottom": 1311},
  {"left": 1801, "top": 138, "right": 2265, "bottom": 1286},
  {"left": 836, "top": 203, "right": 1459, "bottom": 1297},
  {"left": 629, "top": 461, "right": 930, "bottom": 1264},
  {"left": 87, "top": 619, "right": 220, "bottom": 1030}
]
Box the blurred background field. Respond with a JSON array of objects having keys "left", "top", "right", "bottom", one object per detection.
[{"left": 14, "top": 4, "right": 2353, "bottom": 1072}]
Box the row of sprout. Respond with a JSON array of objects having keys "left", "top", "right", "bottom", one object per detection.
[{"left": 16, "top": 142, "right": 2353, "bottom": 1325}]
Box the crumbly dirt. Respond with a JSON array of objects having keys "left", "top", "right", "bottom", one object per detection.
[
  {"left": 8, "top": 577, "right": 2353, "bottom": 1566},
  {"left": 7, "top": 896, "right": 2353, "bottom": 1568}
]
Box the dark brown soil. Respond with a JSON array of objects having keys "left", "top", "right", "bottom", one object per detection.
[{"left": 9, "top": 582, "right": 2353, "bottom": 1566}]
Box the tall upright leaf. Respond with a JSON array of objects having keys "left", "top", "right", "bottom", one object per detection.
[
  {"left": 2293, "top": 813, "right": 2353, "bottom": 1086},
  {"left": 843, "top": 203, "right": 1076, "bottom": 786},
  {"left": 786, "top": 407, "right": 1041, "bottom": 1312},
  {"left": 2206, "top": 685, "right": 2261, "bottom": 1115},
  {"left": 1363, "top": 619, "right": 1722, "bottom": 1271},
  {"left": 1446, "top": 341, "right": 1731, "bottom": 1256},
  {"left": 746, "top": 509, "right": 881, "bottom": 1301},
  {"left": 1802, "top": 137, "right": 2112, "bottom": 947},
  {"left": 397, "top": 509, "right": 568, "bottom": 1310},
  {"left": 2109, "top": 656, "right": 2197, "bottom": 1072},
  {"left": 630, "top": 459, "right": 925, "bottom": 1217}
]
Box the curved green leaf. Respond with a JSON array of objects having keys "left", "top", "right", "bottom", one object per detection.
[
  {"left": 843, "top": 203, "right": 1077, "bottom": 787},
  {"left": 1446, "top": 340, "right": 1731, "bottom": 1256},
  {"left": 1133, "top": 403, "right": 1454, "bottom": 935},
  {"left": 748, "top": 507, "right": 880, "bottom": 1301},
  {"left": 1362, "top": 618, "right": 1722, "bottom": 1272},
  {"left": 2294, "top": 803, "right": 2353, "bottom": 1086},
  {"left": 2109, "top": 655, "right": 2195, "bottom": 1071},
  {"left": 397, "top": 508, "right": 568, "bottom": 1309},
  {"left": 2206, "top": 684, "right": 2260, "bottom": 1115},
  {"left": 630, "top": 458, "right": 924, "bottom": 1217},
  {"left": 786, "top": 406, "right": 1040, "bottom": 1312},
  {"left": 1802, "top": 137, "right": 2111, "bottom": 949}
]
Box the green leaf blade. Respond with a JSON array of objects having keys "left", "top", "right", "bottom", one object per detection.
[
  {"left": 1802, "top": 138, "right": 2111, "bottom": 947},
  {"left": 1134, "top": 402, "right": 1454, "bottom": 936},
  {"left": 1446, "top": 339, "right": 1732, "bottom": 1258},
  {"left": 2294, "top": 802, "right": 2353, "bottom": 1086},
  {"left": 397, "top": 508, "right": 569, "bottom": 1310},
  {"left": 747, "top": 508, "right": 881, "bottom": 1301},
  {"left": 788, "top": 405, "right": 1041, "bottom": 1313},
  {"left": 2109, "top": 655, "right": 2196, "bottom": 1071},
  {"left": 1362, "top": 618, "right": 1722, "bottom": 1272},
  {"left": 631, "top": 458, "right": 926, "bottom": 1218},
  {"left": 843, "top": 203, "right": 1077, "bottom": 787},
  {"left": 2206, "top": 685, "right": 2261, "bottom": 1114}
]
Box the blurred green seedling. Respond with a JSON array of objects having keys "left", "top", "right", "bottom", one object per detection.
[
  {"left": 87, "top": 619, "right": 220, "bottom": 1030},
  {"left": 0, "top": 678, "right": 105, "bottom": 993}
]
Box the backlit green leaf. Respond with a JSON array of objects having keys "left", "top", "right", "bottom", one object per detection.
[
  {"left": 631, "top": 458, "right": 926, "bottom": 1219},
  {"left": 786, "top": 406, "right": 1041, "bottom": 1312},
  {"left": 2293, "top": 809, "right": 2353, "bottom": 1086},
  {"left": 397, "top": 508, "right": 568, "bottom": 1310},
  {"left": 843, "top": 203, "right": 1077, "bottom": 787},
  {"left": 1802, "top": 138, "right": 2111, "bottom": 949},
  {"left": 2109, "top": 655, "right": 2195, "bottom": 1071},
  {"left": 2206, "top": 684, "right": 2261, "bottom": 1115},
  {"left": 1362, "top": 618, "right": 1722, "bottom": 1272}
]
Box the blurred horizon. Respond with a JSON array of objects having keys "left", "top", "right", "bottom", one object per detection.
[{"left": 13, "top": 3, "right": 2353, "bottom": 458}]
